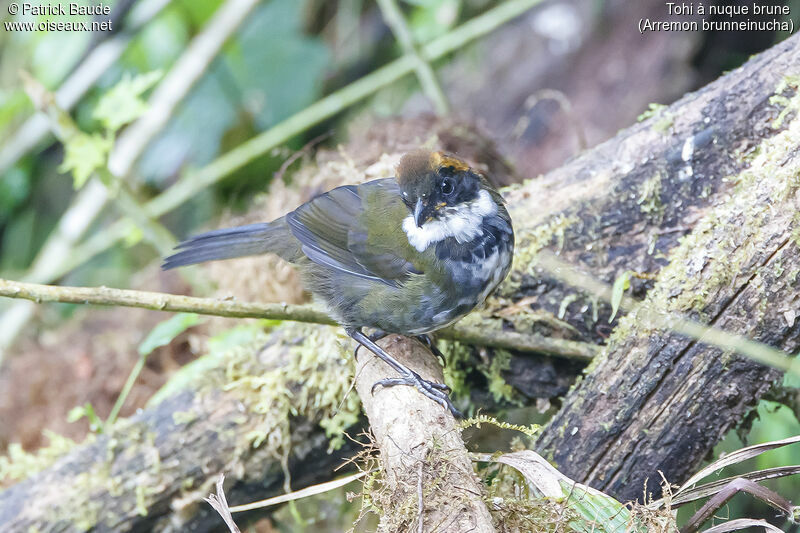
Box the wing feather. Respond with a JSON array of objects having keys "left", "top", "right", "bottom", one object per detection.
[{"left": 286, "top": 180, "right": 417, "bottom": 286}]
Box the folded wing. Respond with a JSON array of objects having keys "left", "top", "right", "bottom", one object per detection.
[{"left": 286, "top": 179, "right": 419, "bottom": 287}]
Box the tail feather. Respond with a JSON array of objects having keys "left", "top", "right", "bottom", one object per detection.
[{"left": 162, "top": 220, "right": 297, "bottom": 270}]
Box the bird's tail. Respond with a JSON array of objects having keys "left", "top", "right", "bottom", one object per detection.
[{"left": 162, "top": 219, "right": 298, "bottom": 270}]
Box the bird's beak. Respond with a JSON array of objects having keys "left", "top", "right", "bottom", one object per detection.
[{"left": 413, "top": 198, "right": 427, "bottom": 227}]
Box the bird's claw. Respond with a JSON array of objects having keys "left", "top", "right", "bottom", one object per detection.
[{"left": 371, "top": 370, "right": 460, "bottom": 417}]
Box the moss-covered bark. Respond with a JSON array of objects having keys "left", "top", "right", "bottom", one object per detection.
[
  {"left": 0, "top": 324, "right": 363, "bottom": 531},
  {"left": 534, "top": 43, "right": 800, "bottom": 500},
  {"left": 355, "top": 336, "right": 494, "bottom": 532}
]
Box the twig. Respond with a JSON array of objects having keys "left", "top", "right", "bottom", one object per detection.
[
  {"left": 273, "top": 131, "right": 333, "bottom": 182},
  {"left": 0, "top": 278, "right": 597, "bottom": 359},
  {"left": 228, "top": 471, "right": 370, "bottom": 513},
  {"left": 205, "top": 475, "right": 241, "bottom": 533},
  {"left": 376, "top": 0, "right": 450, "bottom": 114},
  {"left": 680, "top": 478, "right": 795, "bottom": 533}
]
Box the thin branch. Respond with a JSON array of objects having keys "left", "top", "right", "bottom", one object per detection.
[
  {"left": 680, "top": 478, "right": 795, "bottom": 533},
  {"left": 205, "top": 475, "right": 242, "bottom": 533},
  {"left": 228, "top": 471, "right": 369, "bottom": 513},
  {"left": 376, "top": 0, "right": 450, "bottom": 114},
  {"left": 0, "top": 278, "right": 597, "bottom": 360}
]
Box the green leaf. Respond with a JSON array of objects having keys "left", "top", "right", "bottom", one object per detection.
[
  {"left": 492, "top": 450, "right": 645, "bottom": 533},
  {"left": 58, "top": 131, "right": 113, "bottom": 188},
  {"left": 122, "top": 225, "right": 144, "bottom": 248},
  {"left": 138, "top": 313, "right": 201, "bottom": 357},
  {"left": 67, "top": 402, "right": 104, "bottom": 433},
  {"left": 207, "top": 323, "right": 267, "bottom": 354},
  {"left": 637, "top": 102, "right": 667, "bottom": 122},
  {"left": 408, "top": 0, "right": 461, "bottom": 43},
  {"left": 609, "top": 271, "right": 632, "bottom": 322},
  {"left": 93, "top": 70, "right": 162, "bottom": 132}
]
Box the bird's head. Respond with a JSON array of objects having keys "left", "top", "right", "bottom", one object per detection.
[{"left": 396, "top": 150, "right": 486, "bottom": 228}]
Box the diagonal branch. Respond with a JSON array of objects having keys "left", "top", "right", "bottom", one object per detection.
[{"left": 376, "top": 0, "right": 450, "bottom": 114}]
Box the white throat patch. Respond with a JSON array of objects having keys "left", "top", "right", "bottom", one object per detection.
[{"left": 402, "top": 189, "right": 496, "bottom": 252}]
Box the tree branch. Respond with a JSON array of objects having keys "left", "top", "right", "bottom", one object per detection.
[
  {"left": 355, "top": 336, "right": 494, "bottom": 531},
  {"left": 0, "top": 278, "right": 597, "bottom": 360}
]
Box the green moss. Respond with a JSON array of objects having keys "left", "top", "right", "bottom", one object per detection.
[
  {"left": 637, "top": 102, "right": 667, "bottom": 122},
  {"left": 607, "top": 77, "right": 800, "bottom": 349},
  {"left": 0, "top": 430, "right": 80, "bottom": 485},
  {"left": 460, "top": 414, "right": 540, "bottom": 439},
  {"left": 440, "top": 339, "right": 473, "bottom": 401},
  {"left": 653, "top": 114, "right": 674, "bottom": 134},
  {"left": 483, "top": 349, "right": 520, "bottom": 405},
  {"left": 637, "top": 173, "right": 664, "bottom": 222},
  {"left": 557, "top": 294, "right": 579, "bottom": 320},
  {"left": 499, "top": 214, "right": 579, "bottom": 296},
  {"left": 770, "top": 75, "right": 800, "bottom": 129},
  {"left": 199, "top": 322, "right": 361, "bottom": 469},
  {"left": 171, "top": 410, "right": 198, "bottom": 425}
]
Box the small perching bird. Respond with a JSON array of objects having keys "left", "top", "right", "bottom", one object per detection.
[{"left": 163, "top": 150, "right": 515, "bottom": 415}]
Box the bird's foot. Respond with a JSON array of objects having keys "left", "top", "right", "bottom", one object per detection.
[{"left": 371, "top": 370, "right": 461, "bottom": 418}]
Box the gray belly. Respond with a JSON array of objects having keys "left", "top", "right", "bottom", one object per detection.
[{"left": 406, "top": 248, "right": 513, "bottom": 335}]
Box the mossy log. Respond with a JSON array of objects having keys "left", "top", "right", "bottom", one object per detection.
[
  {"left": 1, "top": 34, "right": 799, "bottom": 531},
  {"left": 0, "top": 324, "right": 365, "bottom": 532},
  {"left": 524, "top": 35, "right": 800, "bottom": 501}
]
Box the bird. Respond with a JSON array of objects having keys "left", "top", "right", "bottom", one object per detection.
[{"left": 163, "top": 150, "right": 514, "bottom": 416}]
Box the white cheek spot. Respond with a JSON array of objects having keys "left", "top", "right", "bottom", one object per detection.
[{"left": 403, "top": 189, "right": 496, "bottom": 252}]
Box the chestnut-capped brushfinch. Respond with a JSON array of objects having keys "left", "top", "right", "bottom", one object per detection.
[{"left": 163, "top": 150, "right": 514, "bottom": 415}]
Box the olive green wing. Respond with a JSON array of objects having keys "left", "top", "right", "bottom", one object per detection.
[{"left": 285, "top": 179, "right": 419, "bottom": 286}]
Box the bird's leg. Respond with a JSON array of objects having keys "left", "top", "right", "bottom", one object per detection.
[
  {"left": 346, "top": 327, "right": 460, "bottom": 417},
  {"left": 414, "top": 334, "right": 446, "bottom": 365},
  {"left": 353, "top": 329, "right": 389, "bottom": 359}
]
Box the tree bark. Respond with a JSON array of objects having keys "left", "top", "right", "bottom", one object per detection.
[
  {"left": 355, "top": 336, "right": 494, "bottom": 532},
  {"left": 527, "top": 36, "right": 800, "bottom": 500},
  {"left": 1, "top": 33, "right": 799, "bottom": 531}
]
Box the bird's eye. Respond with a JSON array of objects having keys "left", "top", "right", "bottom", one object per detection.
[{"left": 441, "top": 178, "right": 454, "bottom": 196}]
